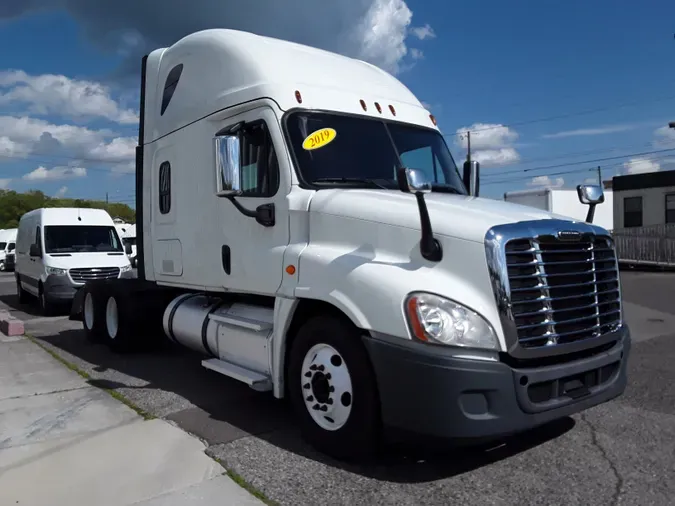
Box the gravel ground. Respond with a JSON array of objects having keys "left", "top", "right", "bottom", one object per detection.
[{"left": 3, "top": 269, "right": 675, "bottom": 506}]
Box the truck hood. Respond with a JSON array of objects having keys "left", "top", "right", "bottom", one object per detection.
[{"left": 309, "top": 189, "right": 579, "bottom": 243}]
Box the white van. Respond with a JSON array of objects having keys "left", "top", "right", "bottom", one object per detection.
[
  {"left": 15, "top": 208, "right": 133, "bottom": 314},
  {"left": 0, "top": 228, "right": 17, "bottom": 271}
]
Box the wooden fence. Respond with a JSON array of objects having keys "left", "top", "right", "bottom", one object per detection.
[{"left": 611, "top": 224, "right": 675, "bottom": 267}]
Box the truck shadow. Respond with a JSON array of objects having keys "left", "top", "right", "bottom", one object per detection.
[{"left": 35, "top": 328, "right": 575, "bottom": 483}]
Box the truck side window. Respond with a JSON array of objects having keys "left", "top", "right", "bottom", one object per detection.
[
  {"left": 161, "top": 64, "right": 184, "bottom": 116},
  {"left": 159, "top": 161, "right": 171, "bottom": 214},
  {"left": 239, "top": 123, "right": 279, "bottom": 198}
]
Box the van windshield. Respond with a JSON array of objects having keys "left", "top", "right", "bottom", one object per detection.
[
  {"left": 44, "top": 226, "right": 123, "bottom": 254},
  {"left": 284, "top": 111, "right": 466, "bottom": 193}
]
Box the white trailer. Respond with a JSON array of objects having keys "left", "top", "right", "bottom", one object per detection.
[
  {"left": 504, "top": 188, "right": 614, "bottom": 231},
  {"left": 65, "top": 29, "right": 630, "bottom": 460}
]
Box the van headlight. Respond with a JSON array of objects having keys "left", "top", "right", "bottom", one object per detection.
[
  {"left": 404, "top": 292, "right": 499, "bottom": 350},
  {"left": 46, "top": 266, "right": 67, "bottom": 276},
  {"left": 120, "top": 264, "right": 132, "bottom": 273}
]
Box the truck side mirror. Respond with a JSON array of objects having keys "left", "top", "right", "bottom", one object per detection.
[
  {"left": 213, "top": 126, "right": 275, "bottom": 227},
  {"left": 463, "top": 160, "right": 480, "bottom": 197},
  {"left": 397, "top": 167, "right": 442, "bottom": 262},
  {"left": 124, "top": 242, "right": 132, "bottom": 255},
  {"left": 29, "top": 243, "right": 41, "bottom": 257},
  {"left": 214, "top": 134, "right": 243, "bottom": 196},
  {"left": 576, "top": 184, "right": 604, "bottom": 224}
]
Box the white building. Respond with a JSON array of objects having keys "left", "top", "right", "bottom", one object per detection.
[{"left": 612, "top": 170, "right": 675, "bottom": 229}]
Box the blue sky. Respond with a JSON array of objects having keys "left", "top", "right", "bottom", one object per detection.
[{"left": 0, "top": 0, "right": 674, "bottom": 205}]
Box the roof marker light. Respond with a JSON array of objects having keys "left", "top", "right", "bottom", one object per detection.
[
  {"left": 429, "top": 114, "right": 437, "bottom": 126},
  {"left": 375, "top": 102, "right": 382, "bottom": 113},
  {"left": 295, "top": 90, "right": 303, "bottom": 104},
  {"left": 389, "top": 105, "right": 396, "bottom": 116},
  {"left": 360, "top": 99, "right": 367, "bottom": 111}
]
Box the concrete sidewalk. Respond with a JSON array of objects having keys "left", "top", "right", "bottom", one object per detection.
[{"left": 0, "top": 333, "right": 263, "bottom": 506}]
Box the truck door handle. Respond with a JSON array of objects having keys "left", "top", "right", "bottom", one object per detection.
[{"left": 221, "top": 245, "right": 231, "bottom": 275}]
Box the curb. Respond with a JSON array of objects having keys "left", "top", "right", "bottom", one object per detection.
[{"left": 0, "top": 310, "right": 24, "bottom": 337}]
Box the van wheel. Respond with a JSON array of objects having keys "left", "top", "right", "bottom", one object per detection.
[
  {"left": 0, "top": 261, "right": 5, "bottom": 272},
  {"left": 288, "top": 314, "right": 381, "bottom": 461},
  {"left": 16, "top": 277, "right": 28, "bottom": 304},
  {"left": 83, "top": 286, "right": 105, "bottom": 342}
]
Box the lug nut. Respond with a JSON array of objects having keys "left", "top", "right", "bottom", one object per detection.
[
  {"left": 329, "top": 386, "right": 335, "bottom": 393},
  {"left": 325, "top": 373, "right": 332, "bottom": 380},
  {"left": 320, "top": 405, "right": 328, "bottom": 411},
  {"left": 306, "top": 395, "right": 314, "bottom": 402},
  {"left": 303, "top": 383, "right": 310, "bottom": 390},
  {"left": 310, "top": 365, "right": 317, "bottom": 371},
  {"left": 317, "top": 365, "right": 325, "bottom": 371},
  {"left": 312, "top": 404, "right": 320, "bottom": 410},
  {"left": 304, "top": 372, "right": 312, "bottom": 378}
]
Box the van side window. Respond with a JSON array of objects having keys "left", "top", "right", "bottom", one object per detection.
[
  {"left": 35, "top": 227, "right": 42, "bottom": 250},
  {"left": 239, "top": 122, "right": 279, "bottom": 197},
  {"left": 161, "top": 64, "right": 183, "bottom": 116},
  {"left": 159, "top": 161, "right": 171, "bottom": 214}
]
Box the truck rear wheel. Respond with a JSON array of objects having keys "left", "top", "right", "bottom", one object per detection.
[
  {"left": 288, "top": 314, "right": 381, "bottom": 461},
  {"left": 83, "top": 286, "right": 105, "bottom": 342}
]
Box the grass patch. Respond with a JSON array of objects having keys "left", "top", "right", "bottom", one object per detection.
[
  {"left": 225, "top": 468, "right": 279, "bottom": 506},
  {"left": 25, "top": 334, "right": 155, "bottom": 420}
]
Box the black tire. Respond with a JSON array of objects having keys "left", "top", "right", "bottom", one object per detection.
[
  {"left": 102, "top": 285, "right": 164, "bottom": 353},
  {"left": 288, "top": 314, "right": 381, "bottom": 461},
  {"left": 16, "top": 277, "right": 28, "bottom": 304},
  {"left": 38, "top": 284, "right": 55, "bottom": 316},
  {"left": 0, "top": 261, "right": 5, "bottom": 272},
  {"left": 82, "top": 284, "right": 106, "bottom": 343}
]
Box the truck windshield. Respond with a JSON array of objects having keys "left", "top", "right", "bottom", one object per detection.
[
  {"left": 284, "top": 111, "right": 466, "bottom": 193},
  {"left": 44, "top": 226, "right": 123, "bottom": 254}
]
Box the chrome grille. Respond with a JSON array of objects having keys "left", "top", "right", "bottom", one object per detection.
[
  {"left": 505, "top": 235, "right": 621, "bottom": 349},
  {"left": 69, "top": 267, "right": 120, "bottom": 283}
]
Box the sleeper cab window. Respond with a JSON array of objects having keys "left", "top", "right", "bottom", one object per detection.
[
  {"left": 159, "top": 161, "right": 171, "bottom": 214},
  {"left": 215, "top": 122, "right": 279, "bottom": 198},
  {"left": 161, "top": 64, "right": 184, "bottom": 116}
]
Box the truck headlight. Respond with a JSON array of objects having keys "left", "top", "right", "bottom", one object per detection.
[
  {"left": 46, "top": 267, "right": 67, "bottom": 276},
  {"left": 404, "top": 292, "right": 499, "bottom": 350}
]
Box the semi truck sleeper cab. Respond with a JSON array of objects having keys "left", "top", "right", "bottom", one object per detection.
[{"left": 66, "top": 28, "right": 630, "bottom": 460}]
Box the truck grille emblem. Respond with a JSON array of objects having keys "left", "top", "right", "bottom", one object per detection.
[{"left": 556, "top": 230, "right": 582, "bottom": 242}]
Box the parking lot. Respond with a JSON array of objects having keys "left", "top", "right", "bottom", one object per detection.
[{"left": 2, "top": 269, "right": 674, "bottom": 506}]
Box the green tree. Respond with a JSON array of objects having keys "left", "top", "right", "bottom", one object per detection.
[{"left": 0, "top": 190, "right": 135, "bottom": 228}]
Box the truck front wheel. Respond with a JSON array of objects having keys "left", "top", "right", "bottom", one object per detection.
[{"left": 288, "top": 315, "right": 381, "bottom": 461}]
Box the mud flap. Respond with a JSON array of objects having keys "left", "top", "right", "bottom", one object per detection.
[{"left": 69, "top": 286, "right": 86, "bottom": 321}]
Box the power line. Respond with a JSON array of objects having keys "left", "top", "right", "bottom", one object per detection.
[{"left": 445, "top": 93, "right": 675, "bottom": 136}]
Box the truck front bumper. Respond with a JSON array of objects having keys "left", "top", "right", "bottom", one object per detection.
[{"left": 362, "top": 326, "right": 630, "bottom": 442}]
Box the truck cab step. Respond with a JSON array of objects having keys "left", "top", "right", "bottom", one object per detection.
[{"left": 201, "top": 358, "right": 272, "bottom": 392}]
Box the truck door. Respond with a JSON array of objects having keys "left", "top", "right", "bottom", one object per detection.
[{"left": 214, "top": 107, "right": 291, "bottom": 294}]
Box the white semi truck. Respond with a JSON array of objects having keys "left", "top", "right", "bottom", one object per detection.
[{"left": 67, "top": 29, "right": 630, "bottom": 460}]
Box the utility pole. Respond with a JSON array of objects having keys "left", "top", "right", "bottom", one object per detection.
[{"left": 106, "top": 192, "right": 109, "bottom": 204}]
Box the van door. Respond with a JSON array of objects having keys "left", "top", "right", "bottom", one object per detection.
[
  {"left": 23, "top": 225, "right": 44, "bottom": 295},
  {"left": 213, "top": 107, "right": 291, "bottom": 294}
]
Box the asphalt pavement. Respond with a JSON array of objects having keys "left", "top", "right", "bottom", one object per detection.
[{"left": 1, "top": 269, "right": 674, "bottom": 506}]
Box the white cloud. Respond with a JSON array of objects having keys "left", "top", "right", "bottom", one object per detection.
[
  {"left": 455, "top": 123, "right": 520, "bottom": 166},
  {"left": 2, "top": 1, "right": 434, "bottom": 76},
  {"left": 55, "top": 186, "right": 68, "bottom": 197},
  {"left": 410, "top": 24, "right": 436, "bottom": 40},
  {"left": 0, "top": 115, "right": 135, "bottom": 165},
  {"left": 0, "top": 179, "right": 11, "bottom": 189},
  {"left": 623, "top": 157, "right": 660, "bottom": 175},
  {"left": 410, "top": 48, "right": 424, "bottom": 60},
  {"left": 654, "top": 125, "right": 675, "bottom": 147},
  {"left": 23, "top": 166, "right": 87, "bottom": 181},
  {"left": 528, "top": 175, "right": 565, "bottom": 188},
  {"left": 542, "top": 124, "right": 635, "bottom": 139},
  {"left": 0, "top": 70, "right": 138, "bottom": 124}
]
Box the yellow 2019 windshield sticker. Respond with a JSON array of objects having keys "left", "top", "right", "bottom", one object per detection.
[{"left": 302, "top": 128, "right": 337, "bottom": 151}]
